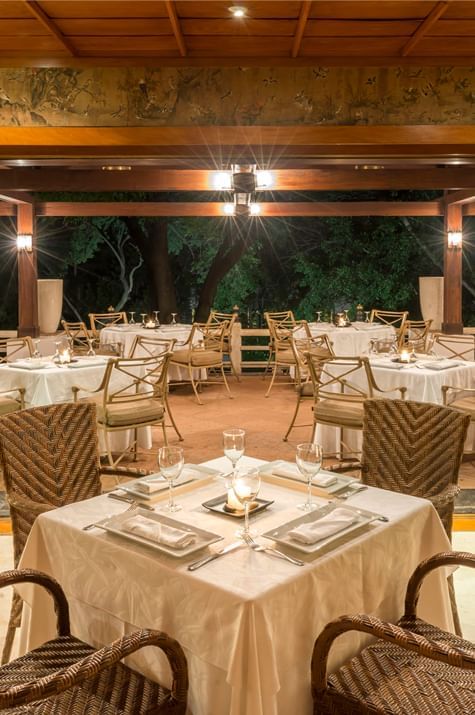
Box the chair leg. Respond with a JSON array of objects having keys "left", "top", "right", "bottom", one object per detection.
[
  {"left": 265, "top": 361, "right": 279, "bottom": 398},
  {"left": 228, "top": 354, "right": 241, "bottom": 382},
  {"left": 283, "top": 395, "right": 301, "bottom": 441},
  {"left": 1, "top": 592, "right": 22, "bottom": 665},
  {"left": 165, "top": 394, "right": 183, "bottom": 440},
  {"left": 221, "top": 365, "right": 234, "bottom": 399},
  {"left": 448, "top": 574, "right": 463, "bottom": 637},
  {"left": 133, "top": 427, "right": 138, "bottom": 461},
  {"left": 161, "top": 420, "right": 168, "bottom": 447},
  {"left": 189, "top": 364, "right": 203, "bottom": 405},
  {"left": 262, "top": 348, "right": 274, "bottom": 380}
]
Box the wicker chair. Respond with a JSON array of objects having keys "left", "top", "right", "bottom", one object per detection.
[
  {"left": 169, "top": 321, "right": 233, "bottom": 405},
  {"left": 312, "top": 551, "right": 475, "bottom": 715},
  {"left": 73, "top": 353, "right": 174, "bottom": 465},
  {"left": 398, "top": 318, "right": 433, "bottom": 353},
  {"left": 0, "top": 403, "right": 150, "bottom": 664},
  {"left": 0, "top": 568, "right": 188, "bottom": 713},
  {"left": 283, "top": 333, "right": 335, "bottom": 441},
  {"left": 360, "top": 398, "right": 470, "bottom": 633},
  {"left": 432, "top": 333, "right": 475, "bottom": 361},
  {"left": 206, "top": 310, "right": 240, "bottom": 381},
  {"left": 305, "top": 355, "right": 407, "bottom": 459}
]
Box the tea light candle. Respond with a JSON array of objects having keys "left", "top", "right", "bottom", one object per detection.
[
  {"left": 226, "top": 488, "right": 245, "bottom": 511},
  {"left": 58, "top": 348, "right": 71, "bottom": 365},
  {"left": 400, "top": 349, "right": 410, "bottom": 363},
  {"left": 145, "top": 319, "right": 155, "bottom": 328}
]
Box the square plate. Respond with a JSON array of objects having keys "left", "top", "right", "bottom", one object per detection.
[
  {"left": 97, "top": 507, "right": 223, "bottom": 557},
  {"left": 261, "top": 503, "right": 380, "bottom": 554},
  {"left": 202, "top": 494, "right": 274, "bottom": 519},
  {"left": 258, "top": 461, "right": 357, "bottom": 495},
  {"left": 121, "top": 463, "right": 221, "bottom": 500}
]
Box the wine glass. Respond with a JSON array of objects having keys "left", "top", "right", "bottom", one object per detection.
[
  {"left": 129, "top": 311, "right": 136, "bottom": 324},
  {"left": 296, "top": 443, "right": 323, "bottom": 511},
  {"left": 171, "top": 313, "right": 178, "bottom": 325},
  {"left": 66, "top": 337, "right": 74, "bottom": 356},
  {"left": 158, "top": 445, "right": 184, "bottom": 512},
  {"left": 315, "top": 311, "right": 322, "bottom": 323},
  {"left": 364, "top": 311, "right": 370, "bottom": 323},
  {"left": 53, "top": 341, "right": 61, "bottom": 362},
  {"left": 86, "top": 338, "right": 96, "bottom": 357},
  {"left": 232, "top": 468, "right": 261, "bottom": 540},
  {"left": 32, "top": 340, "right": 41, "bottom": 358},
  {"left": 140, "top": 313, "right": 146, "bottom": 326},
  {"left": 343, "top": 309, "right": 349, "bottom": 324},
  {"left": 223, "top": 428, "right": 245, "bottom": 476}
]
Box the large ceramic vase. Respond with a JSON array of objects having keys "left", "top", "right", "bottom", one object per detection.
[
  {"left": 37, "top": 279, "right": 63, "bottom": 334},
  {"left": 419, "top": 276, "right": 444, "bottom": 330}
]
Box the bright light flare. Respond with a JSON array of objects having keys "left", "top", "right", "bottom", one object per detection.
[
  {"left": 255, "top": 170, "right": 274, "bottom": 189},
  {"left": 212, "top": 171, "right": 232, "bottom": 190},
  {"left": 16, "top": 234, "right": 32, "bottom": 251},
  {"left": 249, "top": 203, "right": 261, "bottom": 215},
  {"left": 448, "top": 231, "right": 462, "bottom": 248},
  {"left": 223, "top": 203, "right": 236, "bottom": 215}
]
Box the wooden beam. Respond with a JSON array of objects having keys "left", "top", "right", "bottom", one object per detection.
[
  {"left": 401, "top": 1, "right": 449, "bottom": 57},
  {"left": 24, "top": 1, "right": 76, "bottom": 56},
  {"left": 16, "top": 202, "right": 39, "bottom": 338},
  {"left": 165, "top": 1, "right": 186, "bottom": 57},
  {"left": 445, "top": 189, "right": 475, "bottom": 206},
  {"left": 35, "top": 201, "right": 442, "bottom": 218},
  {"left": 0, "top": 191, "right": 34, "bottom": 204},
  {"left": 291, "top": 1, "right": 312, "bottom": 58},
  {"left": 0, "top": 203, "right": 15, "bottom": 216},
  {"left": 443, "top": 201, "right": 463, "bottom": 334}
]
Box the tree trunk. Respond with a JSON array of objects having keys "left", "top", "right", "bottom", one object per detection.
[
  {"left": 125, "top": 217, "right": 177, "bottom": 322},
  {"left": 195, "top": 219, "right": 250, "bottom": 321}
]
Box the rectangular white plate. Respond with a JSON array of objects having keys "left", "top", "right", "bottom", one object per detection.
[
  {"left": 97, "top": 507, "right": 223, "bottom": 557},
  {"left": 262, "top": 503, "right": 380, "bottom": 554},
  {"left": 121, "top": 463, "right": 221, "bottom": 500},
  {"left": 258, "top": 461, "right": 357, "bottom": 495}
]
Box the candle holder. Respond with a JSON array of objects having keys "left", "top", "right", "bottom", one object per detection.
[{"left": 58, "top": 348, "right": 72, "bottom": 366}]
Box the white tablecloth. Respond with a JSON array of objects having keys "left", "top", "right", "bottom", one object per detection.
[
  {"left": 18, "top": 456, "right": 453, "bottom": 715},
  {"left": 0, "top": 358, "right": 152, "bottom": 451},
  {"left": 302, "top": 322, "right": 394, "bottom": 356}
]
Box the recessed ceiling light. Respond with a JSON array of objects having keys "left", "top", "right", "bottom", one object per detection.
[
  {"left": 229, "top": 6, "right": 246, "bottom": 18},
  {"left": 101, "top": 165, "right": 132, "bottom": 171}
]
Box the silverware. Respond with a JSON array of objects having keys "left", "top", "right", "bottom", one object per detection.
[
  {"left": 107, "top": 492, "right": 155, "bottom": 511},
  {"left": 243, "top": 534, "right": 304, "bottom": 566},
  {"left": 188, "top": 540, "right": 243, "bottom": 571},
  {"left": 334, "top": 485, "right": 368, "bottom": 500}
]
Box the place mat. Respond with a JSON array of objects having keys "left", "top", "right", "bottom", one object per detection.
[
  {"left": 202, "top": 494, "right": 274, "bottom": 519},
  {"left": 371, "top": 360, "right": 409, "bottom": 370},
  {"left": 121, "top": 463, "right": 221, "bottom": 500},
  {"left": 258, "top": 461, "right": 357, "bottom": 497}
]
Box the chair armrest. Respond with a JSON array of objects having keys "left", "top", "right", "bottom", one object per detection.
[
  {"left": 71, "top": 363, "right": 113, "bottom": 401},
  {"left": 311, "top": 610, "right": 475, "bottom": 699},
  {"left": 0, "top": 387, "right": 25, "bottom": 409},
  {"left": 0, "top": 569, "right": 69, "bottom": 637},
  {"left": 0, "top": 628, "right": 188, "bottom": 710},
  {"left": 372, "top": 381, "right": 407, "bottom": 399},
  {"left": 100, "top": 466, "right": 153, "bottom": 479},
  {"left": 442, "top": 384, "right": 475, "bottom": 405},
  {"left": 404, "top": 551, "right": 475, "bottom": 618}
]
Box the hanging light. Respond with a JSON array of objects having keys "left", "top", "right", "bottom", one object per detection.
[
  {"left": 223, "top": 203, "right": 235, "bottom": 216},
  {"left": 16, "top": 233, "right": 32, "bottom": 251},
  {"left": 255, "top": 170, "right": 274, "bottom": 189},
  {"left": 249, "top": 203, "right": 261, "bottom": 215},
  {"left": 213, "top": 172, "right": 232, "bottom": 191},
  {"left": 447, "top": 231, "right": 462, "bottom": 248}
]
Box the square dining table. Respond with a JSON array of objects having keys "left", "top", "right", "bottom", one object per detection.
[{"left": 17, "top": 456, "right": 454, "bottom": 715}]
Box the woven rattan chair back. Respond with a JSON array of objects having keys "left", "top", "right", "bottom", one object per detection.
[
  {"left": 361, "top": 399, "right": 469, "bottom": 537},
  {"left": 88, "top": 311, "right": 128, "bottom": 333},
  {"left": 0, "top": 337, "right": 34, "bottom": 363},
  {"left": 398, "top": 319, "right": 433, "bottom": 353},
  {"left": 432, "top": 332, "right": 475, "bottom": 361},
  {"left": 129, "top": 335, "right": 176, "bottom": 359},
  {"left": 61, "top": 320, "right": 92, "bottom": 353}
]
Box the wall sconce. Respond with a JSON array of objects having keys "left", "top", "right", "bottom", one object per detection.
[
  {"left": 447, "top": 231, "right": 462, "bottom": 248},
  {"left": 16, "top": 233, "right": 32, "bottom": 251}
]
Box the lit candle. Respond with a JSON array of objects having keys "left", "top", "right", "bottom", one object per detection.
[
  {"left": 58, "top": 348, "right": 71, "bottom": 365},
  {"left": 226, "top": 488, "right": 244, "bottom": 511},
  {"left": 400, "top": 349, "right": 410, "bottom": 363},
  {"left": 145, "top": 319, "right": 155, "bottom": 328}
]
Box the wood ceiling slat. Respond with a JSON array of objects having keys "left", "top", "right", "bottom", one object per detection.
[
  {"left": 0, "top": 19, "right": 50, "bottom": 35},
  {"left": 0, "top": 2, "right": 33, "bottom": 19},
  {"left": 53, "top": 19, "right": 173, "bottom": 35},
  {"left": 40, "top": 1, "right": 169, "bottom": 19},
  {"left": 185, "top": 36, "right": 293, "bottom": 55},
  {"left": 181, "top": 19, "right": 297, "bottom": 36},
  {"left": 444, "top": 1, "right": 475, "bottom": 19},
  {"left": 0, "top": 36, "right": 68, "bottom": 50},
  {"left": 415, "top": 37, "right": 475, "bottom": 53},
  {"left": 300, "top": 37, "right": 406, "bottom": 55},
  {"left": 305, "top": 20, "right": 419, "bottom": 36},
  {"left": 69, "top": 37, "right": 180, "bottom": 53},
  {"left": 175, "top": 2, "right": 302, "bottom": 19},
  {"left": 310, "top": 1, "right": 433, "bottom": 20},
  {"left": 427, "top": 19, "right": 475, "bottom": 34}
]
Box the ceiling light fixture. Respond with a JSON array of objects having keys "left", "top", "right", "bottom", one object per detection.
[
  {"left": 101, "top": 165, "right": 132, "bottom": 171},
  {"left": 16, "top": 233, "right": 32, "bottom": 251},
  {"left": 229, "top": 5, "right": 246, "bottom": 18},
  {"left": 447, "top": 231, "right": 462, "bottom": 248}
]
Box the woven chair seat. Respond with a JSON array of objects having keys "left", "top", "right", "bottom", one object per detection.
[
  {"left": 449, "top": 395, "right": 475, "bottom": 419},
  {"left": 297, "top": 382, "right": 314, "bottom": 397},
  {"left": 171, "top": 348, "right": 221, "bottom": 367},
  {"left": 314, "top": 398, "right": 364, "bottom": 428},
  {"left": 0, "top": 398, "right": 21, "bottom": 416},
  {"left": 326, "top": 616, "right": 475, "bottom": 714},
  {"left": 83, "top": 396, "right": 165, "bottom": 427},
  {"left": 0, "top": 634, "right": 180, "bottom": 714},
  {"left": 275, "top": 349, "right": 295, "bottom": 365}
]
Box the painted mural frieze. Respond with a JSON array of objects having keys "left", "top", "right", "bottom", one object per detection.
[{"left": 0, "top": 65, "right": 473, "bottom": 127}]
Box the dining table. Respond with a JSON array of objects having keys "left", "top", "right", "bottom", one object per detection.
[
  {"left": 301, "top": 321, "right": 395, "bottom": 356},
  {"left": 18, "top": 455, "right": 454, "bottom": 715}
]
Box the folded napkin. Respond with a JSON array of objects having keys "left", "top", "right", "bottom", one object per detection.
[
  {"left": 288, "top": 507, "right": 357, "bottom": 544},
  {"left": 134, "top": 467, "right": 200, "bottom": 494},
  {"left": 121, "top": 515, "right": 196, "bottom": 548},
  {"left": 12, "top": 360, "right": 45, "bottom": 370},
  {"left": 370, "top": 360, "right": 407, "bottom": 370},
  {"left": 272, "top": 463, "right": 337, "bottom": 487},
  {"left": 421, "top": 360, "right": 459, "bottom": 371}
]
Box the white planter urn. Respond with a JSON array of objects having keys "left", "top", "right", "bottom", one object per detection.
[
  {"left": 419, "top": 276, "right": 444, "bottom": 331},
  {"left": 37, "top": 279, "right": 63, "bottom": 334}
]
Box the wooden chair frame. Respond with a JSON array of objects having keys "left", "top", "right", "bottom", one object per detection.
[
  {"left": 206, "top": 310, "right": 240, "bottom": 381},
  {"left": 263, "top": 310, "right": 296, "bottom": 381},
  {"left": 61, "top": 320, "right": 96, "bottom": 354},
  {"left": 370, "top": 309, "right": 408, "bottom": 339},
  {"left": 264, "top": 313, "right": 308, "bottom": 397},
  {"left": 398, "top": 318, "right": 433, "bottom": 353},
  {"left": 0, "top": 337, "right": 33, "bottom": 363},
  {"left": 88, "top": 311, "right": 128, "bottom": 334},
  {"left": 432, "top": 332, "right": 475, "bottom": 361}
]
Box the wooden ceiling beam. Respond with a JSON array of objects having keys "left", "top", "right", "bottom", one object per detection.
[
  {"left": 400, "top": 1, "right": 449, "bottom": 57},
  {"left": 1, "top": 167, "right": 474, "bottom": 192},
  {"left": 35, "top": 201, "right": 442, "bottom": 218},
  {"left": 444, "top": 189, "right": 475, "bottom": 206},
  {"left": 0, "top": 190, "right": 34, "bottom": 204},
  {"left": 165, "top": 1, "right": 187, "bottom": 57},
  {"left": 291, "top": 1, "right": 312, "bottom": 58},
  {"left": 24, "top": 1, "right": 77, "bottom": 56}
]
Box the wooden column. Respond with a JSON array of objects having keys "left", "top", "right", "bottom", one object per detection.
[
  {"left": 442, "top": 202, "right": 463, "bottom": 334},
  {"left": 17, "top": 202, "right": 39, "bottom": 337}
]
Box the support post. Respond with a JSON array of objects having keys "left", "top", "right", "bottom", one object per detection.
[
  {"left": 17, "top": 202, "right": 39, "bottom": 337},
  {"left": 442, "top": 202, "right": 463, "bottom": 334}
]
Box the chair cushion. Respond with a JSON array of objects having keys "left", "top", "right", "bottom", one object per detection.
[
  {"left": 0, "top": 397, "right": 20, "bottom": 415},
  {"left": 297, "top": 382, "right": 314, "bottom": 397},
  {"left": 276, "top": 349, "right": 295, "bottom": 365},
  {"left": 314, "top": 398, "right": 364, "bottom": 428},
  {"left": 171, "top": 349, "right": 222, "bottom": 367},
  {"left": 450, "top": 395, "right": 475, "bottom": 420},
  {"left": 84, "top": 396, "right": 164, "bottom": 427}
]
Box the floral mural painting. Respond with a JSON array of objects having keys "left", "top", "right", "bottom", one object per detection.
[{"left": 0, "top": 65, "right": 473, "bottom": 127}]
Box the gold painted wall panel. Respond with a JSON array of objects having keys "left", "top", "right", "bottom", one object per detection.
[{"left": 0, "top": 66, "right": 473, "bottom": 126}]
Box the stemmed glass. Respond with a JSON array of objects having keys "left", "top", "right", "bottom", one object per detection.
[
  {"left": 343, "top": 309, "right": 349, "bottom": 324},
  {"left": 232, "top": 468, "right": 261, "bottom": 540},
  {"left": 32, "top": 340, "right": 41, "bottom": 358},
  {"left": 315, "top": 311, "right": 322, "bottom": 323},
  {"left": 140, "top": 313, "right": 146, "bottom": 326},
  {"left": 171, "top": 313, "right": 178, "bottom": 325},
  {"left": 296, "top": 443, "right": 323, "bottom": 511},
  {"left": 86, "top": 338, "right": 96, "bottom": 357},
  {"left": 158, "top": 445, "right": 184, "bottom": 512},
  {"left": 364, "top": 311, "right": 370, "bottom": 323},
  {"left": 153, "top": 310, "right": 160, "bottom": 326},
  {"left": 223, "top": 428, "right": 245, "bottom": 476},
  {"left": 129, "top": 311, "right": 136, "bottom": 324}
]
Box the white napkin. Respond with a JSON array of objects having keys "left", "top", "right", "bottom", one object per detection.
[
  {"left": 288, "top": 507, "right": 357, "bottom": 544},
  {"left": 371, "top": 360, "right": 407, "bottom": 370},
  {"left": 134, "top": 468, "right": 201, "bottom": 494},
  {"left": 421, "top": 360, "right": 459, "bottom": 371},
  {"left": 272, "top": 463, "right": 337, "bottom": 487},
  {"left": 12, "top": 360, "right": 45, "bottom": 370},
  {"left": 121, "top": 515, "right": 196, "bottom": 548}
]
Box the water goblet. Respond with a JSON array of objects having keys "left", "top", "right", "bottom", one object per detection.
[
  {"left": 343, "top": 309, "right": 349, "bottom": 324},
  {"left": 140, "top": 313, "right": 146, "bottom": 326},
  {"left": 315, "top": 311, "right": 322, "bottom": 323},
  {"left": 232, "top": 468, "right": 261, "bottom": 540},
  {"left": 223, "top": 428, "right": 245, "bottom": 476},
  {"left": 296, "top": 443, "right": 323, "bottom": 511},
  {"left": 171, "top": 313, "right": 178, "bottom": 325},
  {"left": 32, "top": 340, "right": 41, "bottom": 358},
  {"left": 129, "top": 311, "right": 136, "bottom": 324},
  {"left": 53, "top": 341, "right": 61, "bottom": 362},
  {"left": 158, "top": 445, "right": 184, "bottom": 512},
  {"left": 153, "top": 310, "right": 160, "bottom": 326},
  {"left": 86, "top": 338, "right": 96, "bottom": 357},
  {"left": 364, "top": 311, "right": 370, "bottom": 323}
]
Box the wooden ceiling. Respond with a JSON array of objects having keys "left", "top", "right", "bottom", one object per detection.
[{"left": 0, "top": 1, "right": 474, "bottom": 66}]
